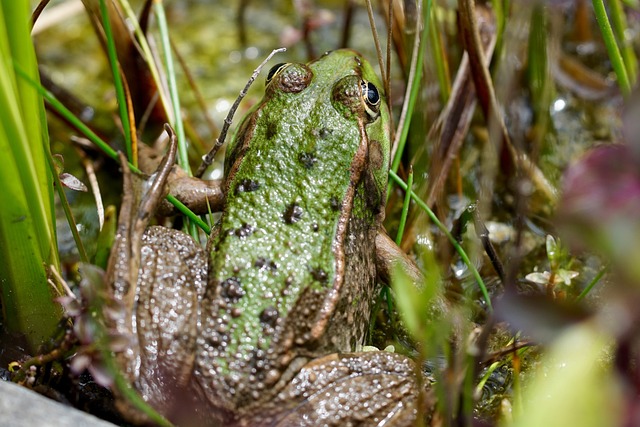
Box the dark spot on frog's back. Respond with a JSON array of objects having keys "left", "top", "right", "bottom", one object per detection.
[
  {"left": 310, "top": 267, "right": 329, "bottom": 284},
  {"left": 235, "top": 179, "right": 260, "bottom": 194},
  {"left": 255, "top": 257, "right": 277, "bottom": 271},
  {"left": 330, "top": 196, "right": 342, "bottom": 211},
  {"left": 283, "top": 202, "right": 304, "bottom": 224},
  {"left": 220, "top": 277, "right": 245, "bottom": 303},
  {"left": 259, "top": 306, "right": 279, "bottom": 327},
  {"left": 298, "top": 151, "right": 317, "bottom": 169},
  {"left": 319, "top": 128, "right": 332, "bottom": 139},
  {"left": 227, "top": 222, "right": 254, "bottom": 238},
  {"left": 265, "top": 119, "right": 277, "bottom": 140}
]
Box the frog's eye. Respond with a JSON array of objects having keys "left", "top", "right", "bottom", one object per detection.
[
  {"left": 361, "top": 80, "right": 381, "bottom": 121},
  {"left": 266, "top": 63, "right": 287, "bottom": 86}
]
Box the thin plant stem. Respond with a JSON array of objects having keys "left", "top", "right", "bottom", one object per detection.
[
  {"left": 609, "top": 0, "right": 638, "bottom": 84},
  {"left": 389, "top": 0, "right": 432, "bottom": 174},
  {"left": 194, "top": 48, "right": 286, "bottom": 178},
  {"left": 98, "top": 0, "right": 133, "bottom": 164},
  {"left": 154, "top": 0, "right": 190, "bottom": 173},
  {"left": 592, "top": 0, "right": 632, "bottom": 95},
  {"left": 395, "top": 167, "right": 413, "bottom": 245},
  {"left": 46, "top": 150, "right": 89, "bottom": 264},
  {"left": 389, "top": 170, "right": 492, "bottom": 311},
  {"left": 577, "top": 265, "right": 608, "bottom": 301}
]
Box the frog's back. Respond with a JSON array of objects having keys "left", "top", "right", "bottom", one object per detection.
[{"left": 194, "top": 50, "right": 390, "bottom": 414}]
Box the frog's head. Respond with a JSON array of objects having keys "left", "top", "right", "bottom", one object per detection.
[{"left": 225, "top": 49, "right": 391, "bottom": 215}]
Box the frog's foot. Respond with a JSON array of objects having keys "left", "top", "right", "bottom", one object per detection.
[{"left": 245, "top": 351, "right": 435, "bottom": 427}]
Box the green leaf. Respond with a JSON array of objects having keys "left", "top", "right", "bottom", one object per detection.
[{"left": 0, "top": 0, "right": 62, "bottom": 350}]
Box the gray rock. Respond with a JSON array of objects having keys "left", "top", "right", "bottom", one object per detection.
[{"left": 0, "top": 380, "right": 116, "bottom": 427}]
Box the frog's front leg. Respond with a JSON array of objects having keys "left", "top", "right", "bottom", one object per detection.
[
  {"left": 375, "top": 230, "right": 449, "bottom": 319},
  {"left": 136, "top": 141, "right": 225, "bottom": 216},
  {"left": 105, "top": 142, "right": 208, "bottom": 422},
  {"left": 245, "top": 351, "right": 431, "bottom": 426}
]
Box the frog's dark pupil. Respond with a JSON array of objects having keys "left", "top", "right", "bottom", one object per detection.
[
  {"left": 266, "top": 63, "right": 287, "bottom": 86},
  {"left": 361, "top": 80, "right": 381, "bottom": 122},
  {"left": 364, "top": 81, "right": 380, "bottom": 106}
]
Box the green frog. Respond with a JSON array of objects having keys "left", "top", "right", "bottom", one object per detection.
[{"left": 106, "top": 49, "right": 439, "bottom": 426}]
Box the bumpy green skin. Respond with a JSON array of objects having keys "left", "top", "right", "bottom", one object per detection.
[{"left": 194, "top": 50, "right": 391, "bottom": 413}]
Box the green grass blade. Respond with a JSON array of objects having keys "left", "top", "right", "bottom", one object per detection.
[
  {"left": 609, "top": 0, "right": 638, "bottom": 84},
  {"left": 395, "top": 168, "right": 413, "bottom": 245},
  {"left": 98, "top": 0, "right": 133, "bottom": 163},
  {"left": 389, "top": 0, "right": 432, "bottom": 177},
  {"left": 592, "top": 0, "right": 632, "bottom": 95},
  {"left": 0, "top": 0, "right": 62, "bottom": 350},
  {"left": 389, "top": 170, "right": 492, "bottom": 311},
  {"left": 154, "top": 1, "right": 190, "bottom": 174}
]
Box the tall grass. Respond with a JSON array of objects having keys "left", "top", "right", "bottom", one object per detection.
[{"left": 0, "top": 0, "right": 62, "bottom": 351}]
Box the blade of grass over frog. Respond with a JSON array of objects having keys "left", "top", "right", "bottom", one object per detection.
[
  {"left": 389, "top": 170, "right": 492, "bottom": 311},
  {"left": 592, "top": 0, "right": 631, "bottom": 96},
  {"left": 46, "top": 148, "right": 90, "bottom": 264},
  {"left": 166, "top": 194, "right": 210, "bottom": 234},
  {"left": 395, "top": 167, "right": 413, "bottom": 246},
  {"left": 98, "top": 0, "right": 134, "bottom": 165},
  {"left": 576, "top": 265, "right": 608, "bottom": 301},
  {"left": 388, "top": 0, "right": 432, "bottom": 197},
  {"left": 195, "top": 47, "right": 287, "bottom": 178},
  {"left": 154, "top": 0, "right": 189, "bottom": 174},
  {"left": 0, "top": 0, "right": 62, "bottom": 350},
  {"left": 15, "top": 65, "right": 211, "bottom": 233},
  {"left": 609, "top": 0, "right": 638, "bottom": 84},
  {"left": 384, "top": 3, "right": 392, "bottom": 107},
  {"left": 475, "top": 360, "right": 501, "bottom": 399}
]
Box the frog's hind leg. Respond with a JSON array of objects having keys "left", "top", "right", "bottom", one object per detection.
[
  {"left": 135, "top": 226, "right": 207, "bottom": 419},
  {"left": 248, "top": 351, "right": 434, "bottom": 427},
  {"left": 106, "top": 133, "right": 207, "bottom": 422}
]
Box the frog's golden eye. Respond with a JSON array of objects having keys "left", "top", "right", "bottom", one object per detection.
[
  {"left": 266, "top": 63, "right": 288, "bottom": 86},
  {"left": 361, "top": 80, "right": 381, "bottom": 121}
]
